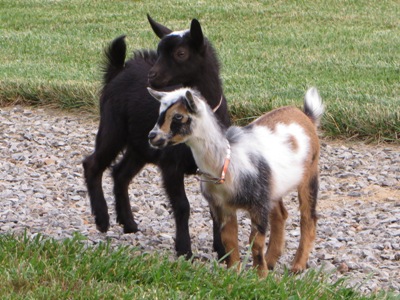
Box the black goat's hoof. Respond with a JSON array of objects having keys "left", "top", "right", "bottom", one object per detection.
[
  {"left": 95, "top": 220, "right": 110, "bottom": 233},
  {"left": 176, "top": 250, "right": 193, "bottom": 260},
  {"left": 123, "top": 222, "right": 139, "bottom": 234},
  {"left": 215, "top": 250, "right": 227, "bottom": 262}
]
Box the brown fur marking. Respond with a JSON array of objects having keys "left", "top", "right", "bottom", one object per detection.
[
  {"left": 159, "top": 101, "right": 191, "bottom": 144},
  {"left": 288, "top": 135, "right": 299, "bottom": 151},
  {"left": 265, "top": 199, "right": 288, "bottom": 270},
  {"left": 291, "top": 156, "right": 319, "bottom": 273},
  {"left": 220, "top": 212, "right": 240, "bottom": 270},
  {"left": 249, "top": 228, "right": 268, "bottom": 277}
]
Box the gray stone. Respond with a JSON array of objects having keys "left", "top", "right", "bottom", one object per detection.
[{"left": 1, "top": 106, "right": 400, "bottom": 294}]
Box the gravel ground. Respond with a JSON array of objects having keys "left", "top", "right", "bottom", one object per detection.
[{"left": 1, "top": 105, "right": 399, "bottom": 295}]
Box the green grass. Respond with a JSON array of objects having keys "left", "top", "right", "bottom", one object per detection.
[
  {"left": 0, "top": 233, "right": 395, "bottom": 299},
  {"left": 1, "top": 0, "right": 399, "bottom": 141}
]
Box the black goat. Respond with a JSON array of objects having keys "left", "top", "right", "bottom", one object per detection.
[{"left": 82, "top": 15, "right": 230, "bottom": 259}]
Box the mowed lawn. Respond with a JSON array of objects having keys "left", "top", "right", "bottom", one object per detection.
[
  {"left": 0, "top": 233, "right": 395, "bottom": 299},
  {"left": 1, "top": 0, "right": 399, "bottom": 141}
]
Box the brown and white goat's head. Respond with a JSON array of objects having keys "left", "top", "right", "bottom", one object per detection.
[{"left": 147, "top": 88, "right": 209, "bottom": 149}]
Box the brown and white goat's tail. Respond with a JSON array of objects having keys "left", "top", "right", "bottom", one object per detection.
[{"left": 303, "top": 87, "right": 324, "bottom": 126}]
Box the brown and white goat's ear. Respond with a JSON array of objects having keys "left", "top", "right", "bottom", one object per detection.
[
  {"left": 185, "top": 90, "right": 198, "bottom": 113},
  {"left": 147, "top": 87, "right": 167, "bottom": 102},
  {"left": 190, "top": 19, "right": 204, "bottom": 49},
  {"left": 147, "top": 14, "right": 172, "bottom": 39}
]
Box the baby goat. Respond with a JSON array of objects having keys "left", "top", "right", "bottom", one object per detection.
[
  {"left": 83, "top": 16, "right": 230, "bottom": 259},
  {"left": 147, "top": 87, "right": 324, "bottom": 276}
]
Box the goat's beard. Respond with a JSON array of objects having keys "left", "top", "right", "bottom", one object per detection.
[{"left": 149, "top": 140, "right": 180, "bottom": 149}]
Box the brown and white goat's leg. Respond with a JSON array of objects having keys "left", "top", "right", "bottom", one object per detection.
[
  {"left": 292, "top": 168, "right": 319, "bottom": 273},
  {"left": 249, "top": 218, "right": 268, "bottom": 277},
  {"left": 265, "top": 199, "right": 288, "bottom": 270},
  {"left": 218, "top": 208, "right": 240, "bottom": 271}
]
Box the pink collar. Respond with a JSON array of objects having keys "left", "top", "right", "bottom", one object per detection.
[{"left": 196, "top": 142, "right": 231, "bottom": 184}]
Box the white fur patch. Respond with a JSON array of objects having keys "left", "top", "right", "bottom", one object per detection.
[
  {"left": 228, "top": 123, "right": 309, "bottom": 202},
  {"left": 157, "top": 88, "right": 205, "bottom": 116},
  {"left": 168, "top": 30, "right": 189, "bottom": 38},
  {"left": 305, "top": 87, "right": 324, "bottom": 124},
  {"left": 158, "top": 88, "right": 191, "bottom": 113},
  {"left": 267, "top": 123, "right": 310, "bottom": 199}
]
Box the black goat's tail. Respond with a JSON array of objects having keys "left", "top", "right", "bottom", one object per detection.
[
  {"left": 303, "top": 87, "right": 324, "bottom": 127},
  {"left": 102, "top": 35, "right": 127, "bottom": 85}
]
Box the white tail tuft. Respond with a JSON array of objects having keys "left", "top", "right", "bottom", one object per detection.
[{"left": 304, "top": 87, "right": 324, "bottom": 126}]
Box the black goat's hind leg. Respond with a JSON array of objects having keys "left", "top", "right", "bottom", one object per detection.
[
  {"left": 83, "top": 153, "right": 110, "bottom": 232},
  {"left": 161, "top": 167, "right": 192, "bottom": 258},
  {"left": 112, "top": 149, "right": 146, "bottom": 233},
  {"left": 83, "top": 122, "right": 125, "bottom": 232}
]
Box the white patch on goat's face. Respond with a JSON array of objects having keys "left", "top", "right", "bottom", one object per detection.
[
  {"left": 158, "top": 88, "right": 190, "bottom": 114},
  {"left": 168, "top": 29, "right": 189, "bottom": 38}
]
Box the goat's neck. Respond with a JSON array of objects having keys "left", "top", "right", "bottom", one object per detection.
[
  {"left": 186, "top": 69, "right": 223, "bottom": 108},
  {"left": 201, "top": 83, "right": 222, "bottom": 104},
  {"left": 187, "top": 115, "right": 229, "bottom": 178}
]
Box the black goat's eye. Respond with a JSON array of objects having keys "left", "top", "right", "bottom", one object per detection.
[
  {"left": 173, "top": 114, "right": 183, "bottom": 121},
  {"left": 175, "top": 49, "right": 188, "bottom": 60}
]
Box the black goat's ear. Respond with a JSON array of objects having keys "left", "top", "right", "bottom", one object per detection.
[
  {"left": 190, "top": 19, "right": 204, "bottom": 49},
  {"left": 185, "top": 90, "right": 198, "bottom": 113},
  {"left": 147, "top": 87, "right": 167, "bottom": 102},
  {"left": 147, "top": 14, "right": 172, "bottom": 39}
]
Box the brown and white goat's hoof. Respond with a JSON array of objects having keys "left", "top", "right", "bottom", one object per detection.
[
  {"left": 257, "top": 267, "right": 268, "bottom": 278},
  {"left": 290, "top": 263, "right": 307, "bottom": 274}
]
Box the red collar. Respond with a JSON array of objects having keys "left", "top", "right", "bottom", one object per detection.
[{"left": 196, "top": 142, "right": 231, "bottom": 184}]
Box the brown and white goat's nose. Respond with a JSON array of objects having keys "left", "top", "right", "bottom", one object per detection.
[
  {"left": 148, "top": 131, "right": 157, "bottom": 141},
  {"left": 148, "top": 131, "right": 166, "bottom": 148}
]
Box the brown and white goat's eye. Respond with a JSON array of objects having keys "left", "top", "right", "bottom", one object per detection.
[{"left": 173, "top": 114, "right": 183, "bottom": 121}]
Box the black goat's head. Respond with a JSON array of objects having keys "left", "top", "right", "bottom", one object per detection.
[{"left": 147, "top": 15, "right": 206, "bottom": 89}]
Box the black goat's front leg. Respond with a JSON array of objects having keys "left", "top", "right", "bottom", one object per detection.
[
  {"left": 161, "top": 167, "right": 192, "bottom": 259},
  {"left": 112, "top": 149, "right": 146, "bottom": 233}
]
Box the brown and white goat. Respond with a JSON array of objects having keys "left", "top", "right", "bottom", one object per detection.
[{"left": 148, "top": 87, "right": 324, "bottom": 276}]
